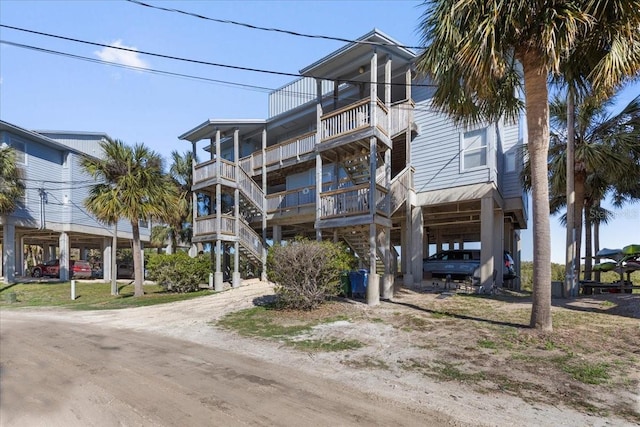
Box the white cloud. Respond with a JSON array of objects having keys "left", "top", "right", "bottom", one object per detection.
[{"left": 94, "top": 40, "right": 149, "bottom": 69}]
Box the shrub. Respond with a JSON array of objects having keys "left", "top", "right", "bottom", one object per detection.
[
  {"left": 267, "top": 238, "right": 355, "bottom": 310},
  {"left": 146, "top": 252, "right": 211, "bottom": 293}
]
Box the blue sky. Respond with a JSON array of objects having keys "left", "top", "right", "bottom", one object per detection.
[{"left": 1, "top": 0, "right": 638, "bottom": 263}]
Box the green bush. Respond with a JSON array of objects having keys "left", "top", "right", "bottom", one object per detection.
[
  {"left": 267, "top": 238, "right": 355, "bottom": 310},
  {"left": 146, "top": 252, "right": 211, "bottom": 293}
]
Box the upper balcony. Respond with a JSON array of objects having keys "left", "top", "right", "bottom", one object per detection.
[{"left": 318, "top": 97, "right": 391, "bottom": 152}]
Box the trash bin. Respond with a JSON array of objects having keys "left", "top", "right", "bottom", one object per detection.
[
  {"left": 339, "top": 271, "right": 351, "bottom": 297},
  {"left": 349, "top": 269, "right": 369, "bottom": 298}
]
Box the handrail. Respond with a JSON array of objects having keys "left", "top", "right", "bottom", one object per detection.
[
  {"left": 238, "top": 220, "right": 263, "bottom": 261},
  {"left": 237, "top": 165, "right": 264, "bottom": 211},
  {"left": 321, "top": 97, "right": 370, "bottom": 121},
  {"left": 194, "top": 158, "right": 236, "bottom": 183},
  {"left": 320, "top": 97, "right": 388, "bottom": 141},
  {"left": 238, "top": 131, "right": 316, "bottom": 175},
  {"left": 194, "top": 214, "right": 235, "bottom": 235},
  {"left": 266, "top": 185, "right": 316, "bottom": 213},
  {"left": 320, "top": 184, "right": 370, "bottom": 218}
]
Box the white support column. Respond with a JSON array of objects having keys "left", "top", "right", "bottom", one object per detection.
[
  {"left": 191, "top": 140, "right": 198, "bottom": 255},
  {"left": 2, "top": 222, "right": 16, "bottom": 284},
  {"left": 111, "top": 223, "right": 118, "bottom": 295},
  {"left": 214, "top": 128, "right": 224, "bottom": 289},
  {"left": 315, "top": 79, "right": 323, "bottom": 242},
  {"left": 261, "top": 128, "right": 268, "bottom": 281},
  {"left": 411, "top": 206, "right": 424, "bottom": 281},
  {"left": 494, "top": 208, "right": 504, "bottom": 288},
  {"left": 382, "top": 228, "right": 394, "bottom": 300},
  {"left": 367, "top": 49, "right": 380, "bottom": 305},
  {"left": 17, "top": 233, "right": 25, "bottom": 277},
  {"left": 102, "top": 237, "right": 112, "bottom": 282},
  {"left": 272, "top": 225, "right": 282, "bottom": 245},
  {"left": 233, "top": 128, "right": 241, "bottom": 288},
  {"left": 480, "top": 197, "right": 495, "bottom": 292},
  {"left": 401, "top": 217, "right": 413, "bottom": 286},
  {"left": 59, "top": 232, "right": 70, "bottom": 281}
]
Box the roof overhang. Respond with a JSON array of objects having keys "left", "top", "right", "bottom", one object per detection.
[
  {"left": 299, "top": 29, "right": 416, "bottom": 81},
  {"left": 0, "top": 120, "right": 89, "bottom": 154},
  {"left": 179, "top": 119, "right": 266, "bottom": 143}
]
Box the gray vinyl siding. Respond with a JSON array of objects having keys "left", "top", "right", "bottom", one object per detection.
[
  {"left": 2, "top": 127, "right": 145, "bottom": 238},
  {"left": 411, "top": 84, "right": 492, "bottom": 193},
  {"left": 37, "top": 132, "right": 107, "bottom": 158}
]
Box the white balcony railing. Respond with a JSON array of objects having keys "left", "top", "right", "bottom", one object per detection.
[
  {"left": 194, "top": 159, "right": 236, "bottom": 184},
  {"left": 194, "top": 214, "right": 235, "bottom": 236},
  {"left": 319, "top": 184, "right": 370, "bottom": 218},
  {"left": 266, "top": 185, "right": 316, "bottom": 213},
  {"left": 238, "top": 132, "right": 316, "bottom": 176},
  {"left": 320, "top": 97, "right": 389, "bottom": 142}
]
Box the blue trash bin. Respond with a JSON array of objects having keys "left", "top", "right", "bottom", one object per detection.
[{"left": 349, "top": 269, "right": 369, "bottom": 298}]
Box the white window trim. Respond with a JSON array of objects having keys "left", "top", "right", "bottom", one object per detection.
[{"left": 460, "top": 127, "right": 488, "bottom": 172}]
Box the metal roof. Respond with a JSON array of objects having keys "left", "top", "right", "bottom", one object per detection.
[{"left": 179, "top": 119, "right": 266, "bottom": 143}]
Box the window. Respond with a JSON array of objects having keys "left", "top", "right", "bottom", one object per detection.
[
  {"left": 505, "top": 151, "right": 516, "bottom": 172},
  {"left": 462, "top": 128, "right": 487, "bottom": 170}
]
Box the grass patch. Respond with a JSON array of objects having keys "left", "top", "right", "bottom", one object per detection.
[
  {"left": 0, "top": 282, "right": 212, "bottom": 310},
  {"left": 343, "top": 356, "right": 390, "bottom": 370},
  {"left": 217, "top": 304, "right": 362, "bottom": 352},
  {"left": 289, "top": 339, "right": 363, "bottom": 352},
  {"left": 478, "top": 339, "right": 498, "bottom": 350},
  {"left": 562, "top": 362, "right": 610, "bottom": 385}
]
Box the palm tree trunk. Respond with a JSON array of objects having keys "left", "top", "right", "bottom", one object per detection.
[
  {"left": 583, "top": 199, "right": 593, "bottom": 281},
  {"left": 574, "top": 171, "right": 586, "bottom": 281},
  {"left": 523, "top": 53, "right": 552, "bottom": 332},
  {"left": 565, "top": 89, "right": 576, "bottom": 298},
  {"left": 131, "top": 221, "right": 144, "bottom": 296},
  {"left": 594, "top": 211, "right": 601, "bottom": 283}
]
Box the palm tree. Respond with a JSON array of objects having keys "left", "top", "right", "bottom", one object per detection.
[
  {"left": 0, "top": 145, "right": 25, "bottom": 215},
  {"left": 541, "top": 94, "right": 640, "bottom": 279},
  {"left": 81, "top": 139, "right": 180, "bottom": 296},
  {"left": 416, "top": 0, "right": 640, "bottom": 331},
  {"left": 150, "top": 225, "right": 170, "bottom": 254},
  {"left": 168, "top": 150, "right": 196, "bottom": 252}
]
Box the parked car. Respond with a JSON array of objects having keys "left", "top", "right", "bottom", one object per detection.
[
  {"left": 90, "top": 263, "right": 134, "bottom": 279},
  {"left": 31, "top": 259, "right": 93, "bottom": 279},
  {"left": 423, "top": 250, "right": 517, "bottom": 281}
]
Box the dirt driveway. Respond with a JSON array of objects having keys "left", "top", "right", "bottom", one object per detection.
[{"left": 1, "top": 279, "right": 638, "bottom": 426}]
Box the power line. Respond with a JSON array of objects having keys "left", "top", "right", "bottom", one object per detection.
[
  {"left": 0, "top": 40, "right": 274, "bottom": 93},
  {"left": 0, "top": 24, "right": 437, "bottom": 88},
  {"left": 125, "top": 0, "right": 425, "bottom": 51},
  {"left": 1, "top": 24, "right": 306, "bottom": 79}
]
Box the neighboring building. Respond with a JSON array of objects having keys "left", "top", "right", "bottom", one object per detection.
[
  {"left": 180, "top": 29, "right": 528, "bottom": 304},
  {"left": 0, "top": 121, "right": 150, "bottom": 284}
]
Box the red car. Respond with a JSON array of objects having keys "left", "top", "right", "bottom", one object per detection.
[{"left": 31, "top": 259, "right": 93, "bottom": 279}]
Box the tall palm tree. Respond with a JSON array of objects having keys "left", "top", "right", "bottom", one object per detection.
[
  {"left": 168, "top": 150, "right": 195, "bottom": 252},
  {"left": 416, "top": 0, "right": 640, "bottom": 331},
  {"left": 0, "top": 145, "right": 25, "bottom": 215},
  {"left": 539, "top": 94, "right": 640, "bottom": 279},
  {"left": 81, "top": 139, "right": 180, "bottom": 296}
]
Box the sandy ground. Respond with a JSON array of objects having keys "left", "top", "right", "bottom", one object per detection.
[{"left": 1, "top": 279, "right": 638, "bottom": 426}]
